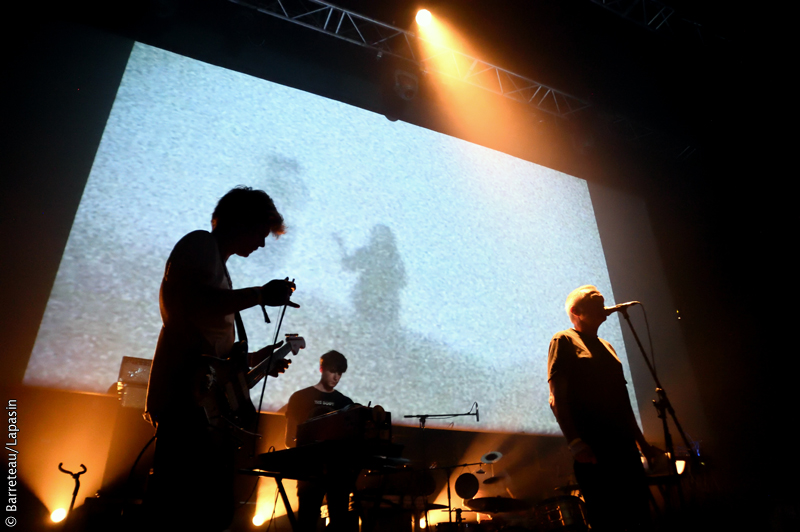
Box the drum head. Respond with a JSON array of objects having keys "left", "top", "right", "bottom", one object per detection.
[{"left": 455, "top": 473, "right": 480, "bottom": 499}]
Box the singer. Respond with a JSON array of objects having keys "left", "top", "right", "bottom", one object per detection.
[
  {"left": 145, "top": 186, "right": 297, "bottom": 532},
  {"left": 547, "top": 285, "right": 656, "bottom": 532}
]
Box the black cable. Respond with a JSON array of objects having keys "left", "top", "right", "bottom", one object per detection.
[
  {"left": 273, "top": 303, "right": 289, "bottom": 346},
  {"left": 639, "top": 304, "right": 657, "bottom": 378},
  {"left": 246, "top": 281, "right": 294, "bottom": 517},
  {"left": 253, "top": 303, "right": 288, "bottom": 451},
  {"left": 265, "top": 475, "right": 281, "bottom": 532},
  {"left": 237, "top": 307, "right": 288, "bottom": 510},
  {"left": 238, "top": 445, "right": 278, "bottom": 516},
  {"left": 125, "top": 431, "right": 156, "bottom": 500}
]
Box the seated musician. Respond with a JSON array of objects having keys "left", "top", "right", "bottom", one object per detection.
[{"left": 285, "top": 350, "right": 357, "bottom": 532}]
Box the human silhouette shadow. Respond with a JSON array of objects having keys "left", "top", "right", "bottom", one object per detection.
[{"left": 337, "top": 224, "right": 406, "bottom": 332}]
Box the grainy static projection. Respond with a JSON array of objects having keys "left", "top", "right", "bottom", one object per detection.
[{"left": 26, "top": 43, "right": 640, "bottom": 434}]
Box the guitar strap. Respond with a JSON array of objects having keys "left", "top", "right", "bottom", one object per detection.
[
  {"left": 222, "top": 260, "right": 248, "bottom": 351},
  {"left": 234, "top": 311, "right": 248, "bottom": 351}
]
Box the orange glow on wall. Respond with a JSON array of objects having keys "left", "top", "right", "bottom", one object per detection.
[{"left": 13, "top": 387, "right": 120, "bottom": 517}]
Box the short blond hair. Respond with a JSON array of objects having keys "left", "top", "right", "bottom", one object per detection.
[{"left": 565, "top": 285, "right": 599, "bottom": 317}]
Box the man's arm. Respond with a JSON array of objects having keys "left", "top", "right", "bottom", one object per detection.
[
  {"left": 164, "top": 275, "right": 295, "bottom": 318},
  {"left": 548, "top": 375, "right": 578, "bottom": 442},
  {"left": 601, "top": 339, "right": 661, "bottom": 464},
  {"left": 620, "top": 388, "right": 661, "bottom": 466},
  {"left": 549, "top": 375, "right": 597, "bottom": 464},
  {"left": 191, "top": 284, "right": 262, "bottom": 316},
  {"left": 548, "top": 335, "right": 596, "bottom": 463}
]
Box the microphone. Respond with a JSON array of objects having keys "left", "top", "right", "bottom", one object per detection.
[
  {"left": 476, "top": 403, "right": 480, "bottom": 423},
  {"left": 604, "top": 301, "right": 640, "bottom": 315}
]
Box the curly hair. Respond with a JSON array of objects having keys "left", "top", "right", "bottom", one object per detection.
[{"left": 211, "top": 186, "right": 285, "bottom": 236}]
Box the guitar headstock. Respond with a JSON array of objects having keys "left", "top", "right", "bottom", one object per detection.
[{"left": 285, "top": 334, "right": 306, "bottom": 355}]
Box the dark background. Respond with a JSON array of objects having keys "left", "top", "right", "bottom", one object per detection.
[{"left": 1, "top": 0, "right": 790, "bottom": 528}]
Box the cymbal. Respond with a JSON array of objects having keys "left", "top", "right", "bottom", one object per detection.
[
  {"left": 481, "top": 451, "right": 503, "bottom": 464},
  {"left": 423, "top": 503, "right": 448, "bottom": 510},
  {"left": 465, "top": 497, "right": 531, "bottom": 513}
]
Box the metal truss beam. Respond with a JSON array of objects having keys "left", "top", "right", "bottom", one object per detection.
[
  {"left": 228, "top": 0, "right": 590, "bottom": 118},
  {"left": 591, "top": 0, "right": 675, "bottom": 32},
  {"left": 590, "top": 0, "right": 728, "bottom": 49},
  {"left": 227, "top": 0, "right": 695, "bottom": 160}
]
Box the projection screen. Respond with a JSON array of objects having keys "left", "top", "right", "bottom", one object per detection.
[{"left": 25, "top": 42, "right": 641, "bottom": 433}]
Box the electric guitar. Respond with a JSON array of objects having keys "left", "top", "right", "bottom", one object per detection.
[{"left": 194, "top": 334, "right": 306, "bottom": 432}]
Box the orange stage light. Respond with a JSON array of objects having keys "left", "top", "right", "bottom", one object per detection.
[
  {"left": 50, "top": 508, "right": 67, "bottom": 523},
  {"left": 416, "top": 9, "right": 433, "bottom": 27}
]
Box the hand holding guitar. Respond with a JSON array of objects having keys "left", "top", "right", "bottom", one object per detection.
[
  {"left": 195, "top": 335, "right": 306, "bottom": 431},
  {"left": 248, "top": 341, "right": 292, "bottom": 377}
]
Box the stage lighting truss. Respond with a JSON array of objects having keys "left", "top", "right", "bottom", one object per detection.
[
  {"left": 590, "top": 0, "right": 675, "bottom": 32},
  {"left": 228, "top": 0, "right": 696, "bottom": 159},
  {"left": 228, "top": 0, "right": 590, "bottom": 119}
]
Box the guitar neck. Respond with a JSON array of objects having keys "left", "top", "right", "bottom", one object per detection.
[{"left": 246, "top": 342, "right": 293, "bottom": 389}]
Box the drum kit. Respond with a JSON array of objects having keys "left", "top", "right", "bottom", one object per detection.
[
  {"left": 427, "top": 452, "right": 589, "bottom": 532},
  {"left": 430, "top": 494, "right": 588, "bottom": 532}
]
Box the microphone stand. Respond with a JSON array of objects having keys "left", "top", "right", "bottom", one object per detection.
[
  {"left": 430, "top": 460, "right": 484, "bottom": 528},
  {"left": 618, "top": 307, "right": 700, "bottom": 510},
  {"left": 58, "top": 463, "right": 87, "bottom": 520},
  {"left": 404, "top": 407, "right": 479, "bottom": 527}
]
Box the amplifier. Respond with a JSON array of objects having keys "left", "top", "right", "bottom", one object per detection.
[{"left": 114, "top": 356, "right": 152, "bottom": 409}]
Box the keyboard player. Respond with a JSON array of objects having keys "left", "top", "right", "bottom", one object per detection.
[{"left": 284, "top": 350, "right": 357, "bottom": 532}]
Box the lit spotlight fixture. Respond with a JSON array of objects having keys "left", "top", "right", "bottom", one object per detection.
[
  {"left": 51, "top": 508, "right": 67, "bottom": 523},
  {"left": 416, "top": 9, "right": 432, "bottom": 27},
  {"left": 252, "top": 513, "right": 266, "bottom": 526},
  {"left": 393, "top": 69, "right": 419, "bottom": 101}
]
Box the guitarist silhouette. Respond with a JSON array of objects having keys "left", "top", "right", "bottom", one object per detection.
[{"left": 145, "top": 187, "right": 299, "bottom": 532}]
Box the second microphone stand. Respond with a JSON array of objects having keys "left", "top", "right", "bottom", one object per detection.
[
  {"left": 404, "top": 405, "right": 479, "bottom": 527},
  {"left": 618, "top": 307, "right": 700, "bottom": 511}
]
